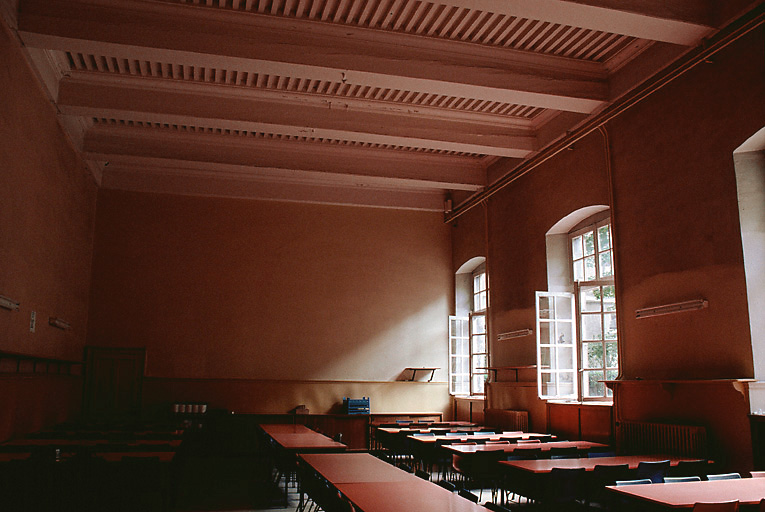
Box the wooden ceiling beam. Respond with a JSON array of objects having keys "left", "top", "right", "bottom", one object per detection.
[
  {"left": 17, "top": 0, "right": 608, "bottom": 113},
  {"left": 57, "top": 76, "right": 537, "bottom": 157},
  {"left": 81, "top": 123, "right": 487, "bottom": 191}
]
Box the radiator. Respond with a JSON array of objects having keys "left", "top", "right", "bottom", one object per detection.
[
  {"left": 484, "top": 409, "right": 529, "bottom": 432},
  {"left": 618, "top": 420, "right": 708, "bottom": 458}
]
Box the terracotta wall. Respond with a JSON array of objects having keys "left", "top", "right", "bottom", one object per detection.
[
  {"left": 0, "top": 23, "right": 97, "bottom": 439},
  {"left": 87, "top": 190, "right": 453, "bottom": 415},
  {"left": 467, "top": 29, "right": 765, "bottom": 464}
]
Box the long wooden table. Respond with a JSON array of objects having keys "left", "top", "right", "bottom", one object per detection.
[
  {"left": 299, "top": 452, "right": 414, "bottom": 482},
  {"left": 499, "top": 454, "right": 697, "bottom": 474},
  {"left": 446, "top": 440, "right": 606, "bottom": 456},
  {"left": 607, "top": 477, "right": 765, "bottom": 508},
  {"left": 299, "top": 452, "right": 487, "bottom": 512},
  {"left": 260, "top": 424, "right": 347, "bottom": 453},
  {"left": 498, "top": 455, "right": 707, "bottom": 505}
]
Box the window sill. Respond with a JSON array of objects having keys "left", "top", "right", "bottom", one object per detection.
[{"left": 545, "top": 399, "right": 613, "bottom": 406}]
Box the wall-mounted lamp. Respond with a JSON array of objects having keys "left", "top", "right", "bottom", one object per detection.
[
  {"left": 48, "top": 317, "right": 71, "bottom": 330},
  {"left": 0, "top": 295, "right": 20, "bottom": 311},
  {"left": 497, "top": 328, "right": 533, "bottom": 340},
  {"left": 635, "top": 299, "right": 708, "bottom": 319}
]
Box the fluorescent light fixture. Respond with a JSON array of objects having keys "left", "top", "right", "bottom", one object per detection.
[
  {"left": 0, "top": 295, "right": 20, "bottom": 311},
  {"left": 635, "top": 299, "right": 708, "bottom": 319},
  {"left": 498, "top": 328, "right": 533, "bottom": 340},
  {"left": 48, "top": 317, "right": 71, "bottom": 330}
]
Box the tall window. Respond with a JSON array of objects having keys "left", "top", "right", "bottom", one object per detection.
[
  {"left": 470, "top": 270, "right": 488, "bottom": 395},
  {"left": 450, "top": 261, "right": 488, "bottom": 396},
  {"left": 537, "top": 212, "right": 618, "bottom": 401}
]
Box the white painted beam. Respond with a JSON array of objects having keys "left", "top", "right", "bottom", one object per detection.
[
  {"left": 57, "top": 77, "right": 537, "bottom": 157},
  {"left": 17, "top": 0, "right": 608, "bottom": 113},
  {"left": 81, "top": 123, "right": 487, "bottom": 191}
]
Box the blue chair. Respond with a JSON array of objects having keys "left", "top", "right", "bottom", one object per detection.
[
  {"left": 588, "top": 450, "right": 616, "bottom": 458},
  {"left": 636, "top": 460, "right": 671, "bottom": 483}
]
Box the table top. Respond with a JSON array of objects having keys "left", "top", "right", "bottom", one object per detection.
[
  {"left": 0, "top": 450, "right": 175, "bottom": 463},
  {"left": 3, "top": 438, "right": 182, "bottom": 447},
  {"left": 376, "top": 426, "right": 483, "bottom": 435},
  {"left": 607, "top": 477, "right": 765, "bottom": 508},
  {"left": 500, "top": 455, "right": 696, "bottom": 474},
  {"left": 445, "top": 440, "right": 606, "bottom": 455},
  {"left": 409, "top": 432, "right": 553, "bottom": 444},
  {"left": 299, "top": 453, "right": 413, "bottom": 483},
  {"left": 336, "top": 480, "right": 488, "bottom": 512},
  {"left": 259, "top": 424, "right": 316, "bottom": 435}
]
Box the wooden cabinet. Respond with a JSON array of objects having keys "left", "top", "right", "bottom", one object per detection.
[{"left": 547, "top": 401, "right": 613, "bottom": 444}]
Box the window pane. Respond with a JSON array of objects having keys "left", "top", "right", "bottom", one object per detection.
[
  {"left": 472, "top": 315, "right": 486, "bottom": 335},
  {"left": 555, "top": 296, "right": 573, "bottom": 319},
  {"left": 556, "top": 322, "right": 573, "bottom": 345},
  {"left": 605, "top": 370, "right": 618, "bottom": 397},
  {"left": 539, "top": 296, "right": 552, "bottom": 320},
  {"left": 581, "top": 313, "right": 603, "bottom": 341},
  {"left": 599, "top": 251, "right": 613, "bottom": 278},
  {"left": 472, "top": 355, "right": 487, "bottom": 371},
  {"left": 557, "top": 346, "right": 574, "bottom": 370},
  {"left": 584, "top": 370, "right": 604, "bottom": 397},
  {"left": 584, "top": 256, "right": 596, "bottom": 280},
  {"left": 559, "top": 371, "right": 575, "bottom": 396},
  {"left": 606, "top": 342, "right": 618, "bottom": 368},
  {"left": 580, "top": 286, "right": 602, "bottom": 312},
  {"left": 541, "top": 372, "right": 556, "bottom": 396},
  {"left": 573, "top": 259, "right": 584, "bottom": 282},
  {"left": 583, "top": 231, "right": 595, "bottom": 256},
  {"left": 604, "top": 313, "right": 618, "bottom": 340},
  {"left": 583, "top": 342, "right": 603, "bottom": 369},
  {"left": 457, "top": 339, "right": 468, "bottom": 356},
  {"left": 472, "top": 334, "right": 486, "bottom": 354},
  {"left": 572, "top": 236, "right": 583, "bottom": 259},
  {"left": 539, "top": 347, "right": 551, "bottom": 368},
  {"left": 539, "top": 321, "right": 553, "bottom": 344},
  {"left": 478, "top": 293, "right": 487, "bottom": 311},
  {"left": 473, "top": 375, "right": 486, "bottom": 395},
  {"left": 603, "top": 286, "right": 616, "bottom": 312},
  {"left": 598, "top": 225, "right": 611, "bottom": 251}
]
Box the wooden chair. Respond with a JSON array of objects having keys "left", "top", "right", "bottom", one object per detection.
[{"left": 692, "top": 501, "right": 739, "bottom": 512}]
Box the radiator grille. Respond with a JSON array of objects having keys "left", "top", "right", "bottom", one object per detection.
[
  {"left": 484, "top": 409, "right": 529, "bottom": 432},
  {"left": 618, "top": 421, "right": 708, "bottom": 458}
]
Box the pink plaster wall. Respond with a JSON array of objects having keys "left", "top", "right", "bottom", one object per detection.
[
  {"left": 87, "top": 190, "right": 453, "bottom": 413},
  {"left": 0, "top": 24, "right": 97, "bottom": 438},
  {"left": 468, "top": 28, "right": 764, "bottom": 460}
]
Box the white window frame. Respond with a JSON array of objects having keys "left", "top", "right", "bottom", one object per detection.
[
  {"left": 536, "top": 291, "right": 578, "bottom": 400},
  {"left": 449, "top": 266, "right": 489, "bottom": 397},
  {"left": 536, "top": 212, "right": 618, "bottom": 401}
]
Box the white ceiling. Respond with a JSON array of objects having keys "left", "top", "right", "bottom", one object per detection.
[{"left": 3, "top": 0, "right": 759, "bottom": 210}]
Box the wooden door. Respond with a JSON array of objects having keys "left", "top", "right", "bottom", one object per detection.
[{"left": 83, "top": 347, "right": 145, "bottom": 420}]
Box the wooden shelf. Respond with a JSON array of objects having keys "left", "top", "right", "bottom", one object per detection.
[{"left": 478, "top": 365, "right": 536, "bottom": 382}]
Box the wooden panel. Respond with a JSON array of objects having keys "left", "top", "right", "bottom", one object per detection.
[
  {"left": 580, "top": 404, "right": 613, "bottom": 444},
  {"left": 547, "top": 402, "right": 581, "bottom": 440},
  {"left": 83, "top": 347, "right": 145, "bottom": 420}
]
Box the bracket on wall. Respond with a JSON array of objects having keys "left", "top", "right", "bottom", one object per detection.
[{"left": 405, "top": 367, "right": 439, "bottom": 382}]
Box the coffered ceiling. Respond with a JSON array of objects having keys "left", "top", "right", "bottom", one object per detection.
[{"left": 2, "top": 0, "right": 758, "bottom": 210}]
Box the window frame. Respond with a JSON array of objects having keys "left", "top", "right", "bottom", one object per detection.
[
  {"left": 536, "top": 211, "right": 618, "bottom": 402},
  {"left": 449, "top": 265, "right": 488, "bottom": 397}
]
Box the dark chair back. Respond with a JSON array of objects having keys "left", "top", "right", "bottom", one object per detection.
[{"left": 636, "top": 459, "right": 671, "bottom": 483}]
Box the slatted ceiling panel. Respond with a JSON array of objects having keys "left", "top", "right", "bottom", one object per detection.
[
  {"left": 90, "top": 117, "right": 483, "bottom": 156},
  {"left": 167, "top": 0, "right": 635, "bottom": 63},
  {"left": 65, "top": 51, "right": 544, "bottom": 120}
]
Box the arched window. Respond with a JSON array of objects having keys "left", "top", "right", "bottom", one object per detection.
[
  {"left": 537, "top": 208, "right": 618, "bottom": 400},
  {"left": 450, "top": 257, "right": 488, "bottom": 396}
]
